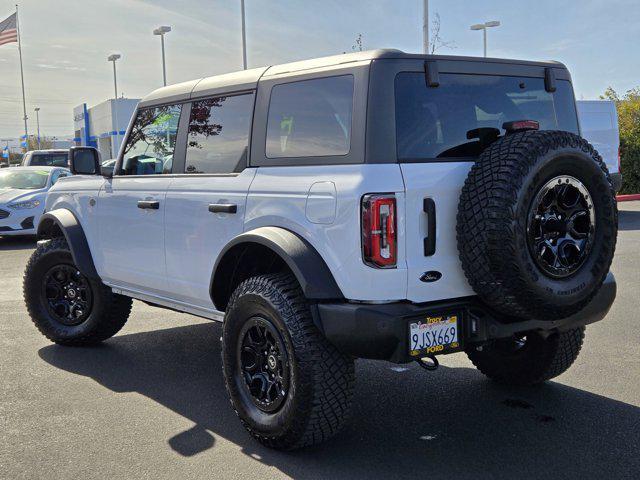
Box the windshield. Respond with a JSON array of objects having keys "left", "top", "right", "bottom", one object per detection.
[
  {"left": 395, "top": 73, "right": 579, "bottom": 160},
  {"left": 0, "top": 170, "right": 49, "bottom": 190},
  {"left": 28, "top": 153, "right": 68, "bottom": 167}
]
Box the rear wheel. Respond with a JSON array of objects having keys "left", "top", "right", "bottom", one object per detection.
[
  {"left": 23, "top": 237, "right": 132, "bottom": 346},
  {"left": 221, "top": 272, "right": 355, "bottom": 450},
  {"left": 466, "top": 327, "right": 585, "bottom": 385}
]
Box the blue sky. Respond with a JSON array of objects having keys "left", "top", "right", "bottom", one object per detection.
[{"left": 0, "top": 0, "right": 638, "bottom": 138}]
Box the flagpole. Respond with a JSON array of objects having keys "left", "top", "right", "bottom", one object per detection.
[{"left": 15, "top": 4, "right": 28, "bottom": 145}]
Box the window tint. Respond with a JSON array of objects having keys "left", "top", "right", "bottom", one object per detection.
[
  {"left": 395, "top": 74, "right": 579, "bottom": 160},
  {"left": 29, "top": 153, "right": 68, "bottom": 167},
  {"left": 121, "top": 104, "right": 182, "bottom": 175},
  {"left": 266, "top": 75, "right": 354, "bottom": 158},
  {"left": 185, "top": 93, "right": 254, "bottom": 174}
]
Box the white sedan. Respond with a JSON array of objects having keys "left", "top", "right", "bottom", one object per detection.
[{"left": 0, "top": 166, "right": 70, "bottom": 236}]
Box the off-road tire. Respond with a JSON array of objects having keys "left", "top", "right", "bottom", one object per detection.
[
  {"left": 221, "top": 272, "right": 355, "bottom": 450},
  {"left": 24, "top": 237, "right": 132, "bottom": 345},
  {"left": 466, "top": 327, "right": 585, "bottom": 385},
  {"left": 457, "top": 130, "right": 617, "bottom": 320}
]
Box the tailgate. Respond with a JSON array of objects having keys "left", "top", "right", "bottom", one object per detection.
[{"left": 401, "top": 162, "right": 475, "bottom": 303}]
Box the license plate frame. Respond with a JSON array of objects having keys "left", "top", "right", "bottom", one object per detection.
[{"left": 408, "top": 312, "right": 463, "bottom": 357}]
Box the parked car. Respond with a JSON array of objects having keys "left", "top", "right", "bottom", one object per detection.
[
  {"left": 577, "top": 100, "right": 621, "bottom": 191},
  {"left": 21, "top": 149, "right": 69, "bottom": 168},
  {"left": 24, "top": 50, "right": 617, "bottom": 449},
  {"left": 0, "top": 166, "right": 70, "bottom": 236}
]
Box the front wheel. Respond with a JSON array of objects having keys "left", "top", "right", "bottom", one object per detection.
[
  {"left": 221, "top": 273, "right": 355, "bottom": 450},
  {"left": 23, "top": 237, "right": 132, "bottom": 346},
  {"left": 466, "top": 327, "right": 585, "bottom": 386}
]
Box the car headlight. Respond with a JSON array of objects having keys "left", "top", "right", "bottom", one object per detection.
[{"left": 8, "top": 199, "right": 41, "bottom": 210}]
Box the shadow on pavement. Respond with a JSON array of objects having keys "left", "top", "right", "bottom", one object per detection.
[
  {"left": 39, "top": 323, "right": 640, "bottom": 479},
  {"left": 618, "top": 208, "right": 640, "bottom": 231},
  {"left": 0, "top": 235, "right": 36, "bottom": 251}
]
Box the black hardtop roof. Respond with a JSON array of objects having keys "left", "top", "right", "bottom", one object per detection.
[{"left": 139, "top": 49, "right": 568, "bottom": 107}]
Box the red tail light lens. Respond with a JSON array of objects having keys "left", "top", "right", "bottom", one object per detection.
[{"left": 361, "top": 194, "right": 397, "bottom": 268}]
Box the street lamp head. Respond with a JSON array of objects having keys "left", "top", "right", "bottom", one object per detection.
[
  {"left": 34, "top": 107, "right": 40, "bottom": 112},
  {"left": 107, "top": 53, "right": 121, "bottom": 62},
  {"left": 153, "top": 25, "right": 171, "bottom": 35},
  {"left": 470, "top": 24, "right": 485, "bottom": 30},
  {"left": 485, "top": 20, "right": 501, "bottom": 28}
]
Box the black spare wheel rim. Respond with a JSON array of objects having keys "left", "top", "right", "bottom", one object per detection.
[
  {"left": 42, "top": 264, "right": 93, "bottom": 326},
  {"left": 237, "top": 316, "right": 290, "bottom": 413},
  {"left": 457, "top": 130, "right": 617, "bottom": 320},
  {"left": 527, "top": 175, "right": 596, "bottom": 278}
]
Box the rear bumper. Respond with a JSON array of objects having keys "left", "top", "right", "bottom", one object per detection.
[{"left": 314, "top": 272, "right": 617, "bottom": 363}]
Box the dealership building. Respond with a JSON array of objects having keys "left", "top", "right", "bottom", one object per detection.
[{"left": 73, "top": 98, "right": 139, "bottom": 160}]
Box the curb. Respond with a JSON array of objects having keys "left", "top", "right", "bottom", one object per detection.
[{"left": 616, "top": 194, "right": 640, "bottom": 202}]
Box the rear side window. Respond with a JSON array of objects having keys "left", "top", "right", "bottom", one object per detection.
[
  {"left": 121, "top": 104, "right": 182, "bottom": 175},
  {"left": 29, "top": 153, "right": 68, "bottom": 167},
  {"left": 395, "top": 73, "right": 579, "bottom": 160},
  {"left": 266, "top": 75, "right": 354, "bottom": 158},
  {"left": 185, "top": 93, "right": 254, "bottom": 174}
]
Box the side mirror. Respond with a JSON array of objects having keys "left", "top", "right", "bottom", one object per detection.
[
  {"left": 100, "top": 165, "right": 114, "bottom": 178},
  {"left": 69, "top": 146, "right": 100, "bottom": 175}
]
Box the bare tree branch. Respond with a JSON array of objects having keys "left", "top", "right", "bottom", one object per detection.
[
  {"left": 352, "top": 33, "right": 364, "bottom": 52},
  {"left": 430, "top": 13, "right": 456, "bottom": 54}
]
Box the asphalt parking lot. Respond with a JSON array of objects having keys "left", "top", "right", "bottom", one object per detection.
[{"left": 2, "top": 203, "right": 639, "bottom": 480}]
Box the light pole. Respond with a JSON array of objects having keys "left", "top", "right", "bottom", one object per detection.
[
  {"left": 470, "top": 21, "right": 500, "bottom": 57},
  {"left": 108, "top": 54, "right": 121, "bottom": 155},
  {"left": 34, "top": 107, "right": 41, "bottom": 149},
  {"left": 240, "top": 0, "right": 247, "bottom": 69},
  {"left": 153, "top": 26, "right": 171, "bottom": 86},
  {"left": 107, "top": 54, "right": 121, "bottom": 100},
  {"left": 423, "top": 0, "right": 429, "bottom": 54}
]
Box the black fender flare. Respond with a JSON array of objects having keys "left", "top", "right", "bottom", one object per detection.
[
  {"left": 37, "top": 209, "right": 99, "bottom": 279},
  {"left": 210, "top": 226, "right": 344, "bottom": 310}
]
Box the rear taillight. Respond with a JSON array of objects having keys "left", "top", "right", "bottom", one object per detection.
[{"left": 361, "top": 194, "right": 397, "bottom": 268}]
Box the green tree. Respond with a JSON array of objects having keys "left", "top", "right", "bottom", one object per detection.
[
  {"left": 601, "top": 86, "right": 640, "bottom": 194},
  {"left": 27, "top": 135, "right": 54, "bottom": 151}
]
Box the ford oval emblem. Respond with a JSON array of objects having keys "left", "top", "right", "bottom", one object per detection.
[{"left": 420, "top": 271, "right": 442, "bottom": 283}]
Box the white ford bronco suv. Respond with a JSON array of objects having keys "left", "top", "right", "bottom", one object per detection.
[{"left": 24, "top": 50, "right": 617, "bottom": 450}]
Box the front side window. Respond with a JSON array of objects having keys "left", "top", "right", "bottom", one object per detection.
[
  {"left": 185, "top": 93, "right": 254, "bottom": 174},
  {"left": 29, "top": 153, "right": 68, "bottom": 167},
  {"left": 266, "top": 75, "right": 354, "bottom": 158},
  {"left": 395, "top": 73, "right": 579, "bottom": 160},
  {"left": 120, "top": 104, "right": 182, "bottom": 175}
]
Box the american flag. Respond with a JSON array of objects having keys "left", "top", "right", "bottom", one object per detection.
[{"left": 0, "top": 13, "right": 18, "bottom": 47}]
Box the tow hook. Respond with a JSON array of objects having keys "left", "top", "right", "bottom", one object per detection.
[{"left": 416, "top": 355, "right": 439, "bottom": 371}]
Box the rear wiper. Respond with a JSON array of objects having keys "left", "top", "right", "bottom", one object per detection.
[{"left": 466, "top": 127, "right": 501, "bottom": 149}]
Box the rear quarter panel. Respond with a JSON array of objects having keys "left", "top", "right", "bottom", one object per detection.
[{"left": 245, "top": 164, "right": 408, "bottom": 301}]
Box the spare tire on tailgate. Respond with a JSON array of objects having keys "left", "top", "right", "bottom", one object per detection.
[{"left": 457, "top": 130, "right": 617, "bottom": 321}]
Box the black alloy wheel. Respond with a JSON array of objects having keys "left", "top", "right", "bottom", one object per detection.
[
  {"left": 237, "top": 316, "right": 290, "bottom": 413},
  {"left": 527, "top": 175, "right": 595, "bottom": 278},
  {"left": 43, "top": 264, "right": 93, "bottom": 326}
]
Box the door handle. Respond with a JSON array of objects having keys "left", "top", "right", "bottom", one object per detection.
[
  {"left": 137, "top": 200, "right": 160, "bottom": 210},
  {"left": 423, "top": 198, "right": 436, "bottom": 256},
  {"left": 208, "top": 203, "right": 237, "bottom": 214}
]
